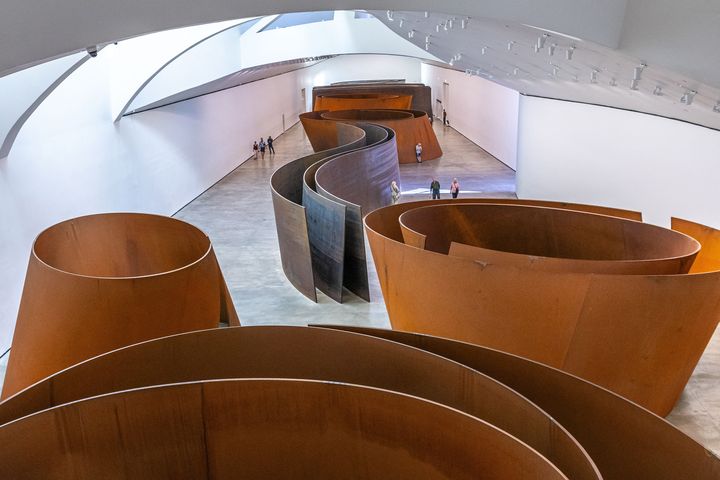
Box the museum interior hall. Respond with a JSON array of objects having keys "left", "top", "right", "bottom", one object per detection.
[{"left": 2, "top": 2, "right": 720, "bottom": 477}]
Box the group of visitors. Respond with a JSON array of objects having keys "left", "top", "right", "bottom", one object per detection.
[
  {"left": 252, "top": 136, "right": 275, "bottom": 159},
  {"left": 431, "top": 177, "right": 460, "bottom": 199},
  {"left": 389, "top": 177, "right": 461, "bottom": 204}
]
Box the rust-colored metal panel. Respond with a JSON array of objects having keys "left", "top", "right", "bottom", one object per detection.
[
  {"left": 1, "top": 213, "right": 238, "bottom": 399},
  {"left": 0, "top": 379, "right": 567, "bottom": 479},
  {"left": 0, "top": 326, "right": 592, "bottom": 479},
  {"left": 672, "top": 217, "right": 720, "bottom": 273},
  {"left": 318, "top": 109, "right": 442, "bottom": 163},
  {"left": 363, "top": 200, "right": 720, "bottom": 415},
  {"left": 270, "top": 123, "right": 366, "bottom": 302},
  {"left": 297, "top": 110, "right": 340, "bottom": 152},
  {"left": 398, "top": 203, "right": 698, "bottom": 274},
  {"left": 313, "top": 83, "right": 433, "bottom": 121},
  {"left": 314, "top": 93, "right": 413, "bottom": 111},
  {"left": 320, "top": 326, "right": 720, "bottom": 480}
]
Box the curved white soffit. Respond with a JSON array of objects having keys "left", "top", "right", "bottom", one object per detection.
[
  {"left": 127, "top": 11, "right": 438, "bottom": 114},
  {"left": 0, "top": 52, "right": 89, "bottom": 159},
  {"left": 381, "top": 11, "right": 720, "bottom": 131},
  {"left": 113, "top": 18, "right": 258, "bottom": 122},
  {"left": 0, "top": 0, "right": 627, "bottom": 77}
]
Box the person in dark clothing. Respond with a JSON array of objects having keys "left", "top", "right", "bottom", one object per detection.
[
  {"left": 430, "top": 178, "right": 441, "bottom": 199},
  {"left": 267, "top": 135, "right": 275, "bottom": 154},
  {"left": 259, "top": 137, "right": 266, "bottom": 159}
]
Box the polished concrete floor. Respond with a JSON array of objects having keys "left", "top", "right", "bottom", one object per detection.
[{"left": 181, "top": 120, "right": 720, "bottom": 454}]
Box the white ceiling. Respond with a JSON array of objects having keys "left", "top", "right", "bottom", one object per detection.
[{"left": 375, "top": 10, "right": 720, "bottom": 130}]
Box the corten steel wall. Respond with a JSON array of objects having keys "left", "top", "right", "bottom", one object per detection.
[
  {"left": 364, "top": 199, "right": 720, "bottom": 416},
  {"left": 271, "top": 123, "right": 366, "bottom": 301},
  {"left": 0, "top": 326, "right": 598, "bottom": 480},
  {"left": 1, "top": 325, "right": 719, "bottom": 478},
  {"left": 297, "top": 111, "right": 343, "bottom": 152},
  {"left": 0, "top": 379, "right": 567, "bottom": 479},
  {"left": 321, "top": 325, "right": 720, "bottom": 480},
  {"left": 312, "top": 83, "right": 433, "bottom": 120},
  {"left": 1, "top": 213, "right": 238, "bottom": 399},
  {"left": 318, "top": 109, "right": 442, "bottom": 163},
  {"left": 272, "top": 120, "right": 398, "bottom": 302},
  {"left": 314, "top": 93, "right": 413, "bottom": 111}
]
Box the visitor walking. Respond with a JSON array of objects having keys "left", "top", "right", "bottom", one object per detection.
[
  {"left": 450, "top": 178, "right": 460, "bottom": 198},
  {"left": 259, "top": 137, "right": 266, "bottom": 159},
  {"left": 415, "top": 143, "right": 423, "bottom": 163},
  {"left": 390, "top": 180, "right": 401, "bottom": 204},
  {"left": 267, "top": 135, "right": 275, "bottom": 154},
  {"left": 430, "top": 178, "right": 441, "bottom": 199},
  {"left": 252, "top": 141, "right": 259, "bottom": 159}
]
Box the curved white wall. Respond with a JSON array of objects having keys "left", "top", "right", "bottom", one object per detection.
[{"left": 516, "top": 95, "right": 720, "bottom": 228}]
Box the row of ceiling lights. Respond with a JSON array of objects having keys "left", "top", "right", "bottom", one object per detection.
[{"left": 384, "top": 10, "right": 720, "bottom": 111}]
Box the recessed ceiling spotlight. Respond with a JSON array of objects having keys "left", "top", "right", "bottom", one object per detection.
[
  {"left": 548, "top": 43, "right": 556, "bottom": 56},
  {"left": 653, "top": 86, "right": 663, "bottom": 96},
  {"left": 630, "top": 79, "right": 640, "bottom": 90},
  {"left": 386, "top": 10, "right": 394, "bottom": 21},
  {"left": 566, "top": 46, "right": 575, "bottom": 60},
  {"left": 507, "top": 41, "right": 515, "bottom": 51}
]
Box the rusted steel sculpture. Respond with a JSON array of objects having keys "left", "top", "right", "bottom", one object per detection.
[
  {"left": 271, "top": 119, "right": 399, "bottom": 302},
  {"left": 1, "top": 213, "right": 238, "bottom": 400},
  {"left": 0, "top": 378, "right": 567, "bottom": 479},
  {"left": 302, "top": 109, "right": 442, "bottom": 163},
  {"left": 1, "top": 325, "right": 718, "bottom": 478},
  {"left": 313, "top": 82, "right": 433, "bottom": 120},
  {"left": 364, "top": 199, "right": 720, "bottom": 416},
  {"left": 314, "top": 93, "right": 413, "bottom": 111}
]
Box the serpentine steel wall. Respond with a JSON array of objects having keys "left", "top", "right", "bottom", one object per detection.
[
  {"left": 312, "top": 83, "right": 433, "bottom": 120},
  {"left": 364, "top": 199, "right": 720, "bottom": 416},
  {"left": 306, "top": 109, "right": 442, "bottom": 163},
  {"left": 0, "top": 325, "right": 718, "bottom": 478},
  {"left": 1, "top": 213, "right": 238, "bottom": 399},
  {"left": 271, "top": 120, "right": 399, "bottom": 302}
]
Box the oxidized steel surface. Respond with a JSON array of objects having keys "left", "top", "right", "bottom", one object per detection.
[
  {"left": 270, "top": 123, "right": 365, "bottom": 302},
  {"left": 363, "top": 199, "right": 720, "bottom": 415},
  {"left": 312, "top": 83, "right": 433, "bottom": 120},
  {"left": 0, "top": 325, "right": 598, "bottom": 480},
  {"left": 314, "top": 109, "right": 442, "bottom": 163},
  {"left": 2, "top": 213, "right": 238, "bottom": 399},
  {"left": 315, "top": 93, "right": 413, "bottom": 111},
  {"left": 320, "top": 325, "right": 720, "bottom": 480},
  {"left": 0, "top": 379, "right": 567, "bottom": 479}
]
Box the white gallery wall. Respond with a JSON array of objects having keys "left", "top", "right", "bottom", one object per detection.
[
  {"left": 0, "top": 52, "right": 422, "bottom": 353},
  {"left": 421, "top": 63, "right": 519, "bottom": 169},
  {"left": 516, "top": 95, "right": 720, "bottom": 228}
]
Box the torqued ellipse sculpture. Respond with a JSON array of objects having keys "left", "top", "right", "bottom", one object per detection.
[
  {"left": 364, "top": 199, "right": 720, "bottom": 416},
  {"left": 2, "top": 212, "right": 238, "bottom": 399},
  {"left": 0, "top": 325, "right": 719, "bottom": 478}
]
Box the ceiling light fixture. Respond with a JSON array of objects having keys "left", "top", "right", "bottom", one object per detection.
[{"left": 566, "top": 46, "right": 575, "bottom": 60}]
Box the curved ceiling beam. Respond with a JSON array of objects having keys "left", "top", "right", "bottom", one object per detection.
[
  {"left": 0, "top": 53, "right": 88, "bottom": 159},
  {"left": 0, "top": 1, "right": 627, "bottom": 77},
  {"left": 113, "top": 18, "right": 255, "bottom": 122}
]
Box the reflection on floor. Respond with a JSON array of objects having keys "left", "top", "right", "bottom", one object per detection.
[{"left": 174, "top": 120, "right": 716, "bottom": 454}]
